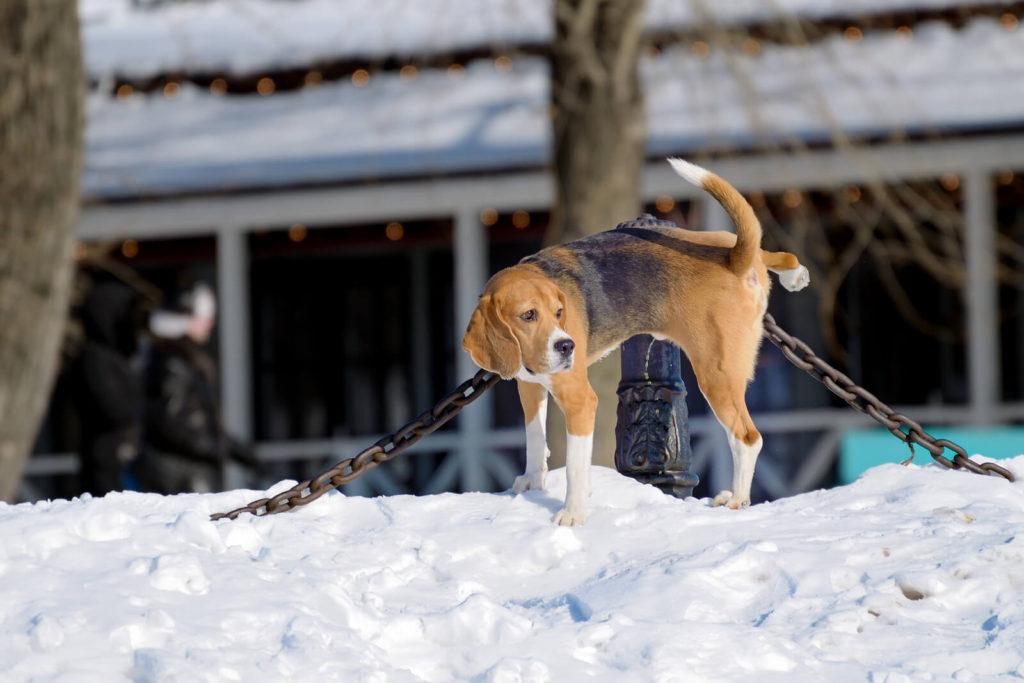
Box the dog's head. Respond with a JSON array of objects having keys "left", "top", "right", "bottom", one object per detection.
[{"left": 462, "top": 267, "right": 575, "bottom": 379}]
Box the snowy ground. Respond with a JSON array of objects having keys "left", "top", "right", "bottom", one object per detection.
[{"left": 4, "top": 458, "right": 1024, "bottom": 681}]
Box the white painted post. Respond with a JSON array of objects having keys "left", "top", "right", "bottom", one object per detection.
[
  {"left": 216, "top": 227, "right": 253, "bottom": 488},
  {"left": 453, "top": 207, "right": 491, "bottom": 491},
  {"left": 963, "top": 168, "right": 1000, "bottom": 425}
]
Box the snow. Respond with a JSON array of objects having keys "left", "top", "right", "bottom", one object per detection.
[
  {"left": 80, "top": 0, "right": 551, "bottom": 81},
  {"left": 83, "top": 16, "right": 1024, "bottom": 199},
  {"left": 79, "top": 0, "right": 1016, "bottom": 81},
  {"left": 84, "top": 58, "right": 549, "bottom": 198},
  {"left": 646, "top": 17, "right": 1024, "bottom": 151},
  {"left": 5, "top": 458, "right": 1024, "bottom": 680}
]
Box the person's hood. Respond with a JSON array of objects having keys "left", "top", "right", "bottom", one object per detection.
[{"left": 81, "top": 282, "right": 142, "bottom": 354}]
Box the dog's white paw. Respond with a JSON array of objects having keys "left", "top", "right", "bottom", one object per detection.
[
  {"left": 711, "top": 490, "right": 750, "bottom": 509},
  {"left": 513, "top": 470, "right": 547, "bottom": 493},
  {"left": 780, "top": 265, "right": 810, "bottom": 292},
  {"left": 554, "top": 506, "right": 586, "bottom": 526}
]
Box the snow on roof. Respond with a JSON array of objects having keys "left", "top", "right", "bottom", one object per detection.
[
  {"left": 80, "top": 0, "right": 1014, "bottom": 80},
  {"left": 647, "top": 17, "right": 1024, "bottom": 152},
  {"left": 4, "top": 461, "right": 1024, "bottom": 678},
  {"left": 81, "top": 0, "right": 550, "bottom": 81},
  {"left": 84, "top": 16, "right": 1024, "bottom": 200},
  {"left": 85, "top": 57, "right": 549, "bottom": 199}
]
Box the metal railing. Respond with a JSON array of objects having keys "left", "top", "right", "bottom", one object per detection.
[{"left": 25, "top": 400, "right": 1024, "bottom": 503}]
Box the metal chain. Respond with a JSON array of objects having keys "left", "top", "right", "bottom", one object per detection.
[
  {"left": 210, "top": 369, "right": 501, "bottom": 521},
  {"left": 762, "top": 313, "right": 1015, "bottom": 483},
  {"left": 211, "top": 315, "right": 1012, "bottom": 522}
]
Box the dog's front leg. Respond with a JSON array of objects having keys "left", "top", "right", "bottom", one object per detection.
[
  {"left": 550, "top": 376, "right": 597, "bottom": 526},
  {"left": 556, "top": 431, "right": 594, "bottom": 526},
  {"left": 513, "top": 379, "right": 549, "bottom": 492}
]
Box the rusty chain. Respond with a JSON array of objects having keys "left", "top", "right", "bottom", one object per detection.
[
  {"left": 763, "top": 313, "right": 1015, "bottom": 483},
  {"left": 210, "top": 314, "right": 1012, "bottom": 522},
  {"left": 210, "top": 369, "right": 500, "bottom": 521}
]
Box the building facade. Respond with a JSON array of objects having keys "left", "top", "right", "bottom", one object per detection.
[{"left": 25, "top": 0, "right": 1024, "bottom": 501}]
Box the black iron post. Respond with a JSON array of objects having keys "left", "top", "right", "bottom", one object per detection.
[{"left": 613, "top": 215, "right": 699, "bottom": 498}]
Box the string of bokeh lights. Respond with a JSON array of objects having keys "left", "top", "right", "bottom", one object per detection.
[{"left": 103, "top": 11, "right": 1021, "bottom": 102}]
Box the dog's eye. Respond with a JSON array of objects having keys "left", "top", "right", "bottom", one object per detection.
[
  {"left": 556, "top": 309, "right": 563, "bottom": 320},
  {"left": 520, "top": 309, "right": 537, "bottom": 322}
]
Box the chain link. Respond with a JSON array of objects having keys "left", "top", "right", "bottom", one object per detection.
[
  {"left": 210, "top": 370, "right": 501, "bottom": 521},
  {"left": 210, "top": 316, "right": 1013, "bottom": 522},
  {"left": 762, "top": 314, "right": 1015, "bottom": 483}
]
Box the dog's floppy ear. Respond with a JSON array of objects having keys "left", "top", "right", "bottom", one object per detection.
[{"left": 462, "top": 295, "right": 521, "bottom": 379}]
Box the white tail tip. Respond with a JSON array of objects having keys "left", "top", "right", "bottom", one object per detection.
[{"left": 667, "top": 157, "right": 710, "bottom": 187}]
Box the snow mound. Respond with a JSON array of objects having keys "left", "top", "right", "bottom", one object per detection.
[{"left": 3, "top": 458, "right": 1024, "bottom": 680}]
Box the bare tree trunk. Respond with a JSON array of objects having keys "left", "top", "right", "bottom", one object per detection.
[
  {"left": 547, "top": 0, "right": 646, "bottom": 468},
  {"left": 0, "top": 1, "right": 83, "bottom": 501}
]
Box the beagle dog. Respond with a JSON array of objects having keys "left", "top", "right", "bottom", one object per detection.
[{"left": 463, "top": 159, "right": 809, "bottom": 525}]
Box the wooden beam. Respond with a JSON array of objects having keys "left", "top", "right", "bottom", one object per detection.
[
  {"left": 80, "top": 133, "right": 1024, "bottom": 241},
  {"left": 964, "top": 167, "right": 1000, "bottom": 424}
]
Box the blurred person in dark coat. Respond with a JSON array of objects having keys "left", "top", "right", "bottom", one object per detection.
[
  {"left": 137, "top": 281, "right": 258, "bottom": 494},
  {"left": 71, "top": 280, "right": 147, "bottom": 495}
]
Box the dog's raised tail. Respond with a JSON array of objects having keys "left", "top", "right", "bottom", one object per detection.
[{"left": 668, "top": 158, "right": 761, "bottom": 275}]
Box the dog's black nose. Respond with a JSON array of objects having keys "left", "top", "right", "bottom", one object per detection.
[{"left": 555, "top": 338, "right": 575, "bottom": 357}]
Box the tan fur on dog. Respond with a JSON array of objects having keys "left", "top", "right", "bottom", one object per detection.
[{"left": 464, "top": 159, "right": 809, "bottom": 524}]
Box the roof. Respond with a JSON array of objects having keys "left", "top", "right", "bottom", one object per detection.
[
  {"left": 80, "top": 0, "right": 1015, "bottom": 79},
  {"left": 81, "top": 2, "right": 1024, "bottom": 200}
]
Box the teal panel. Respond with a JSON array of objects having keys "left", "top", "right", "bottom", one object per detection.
[{"left": 839, "top": 426, "right": 1024, "bottom": 484}]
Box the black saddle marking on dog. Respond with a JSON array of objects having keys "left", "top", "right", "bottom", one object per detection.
[{"left": 521, "top": 228, "right": 729, "bottom": 352}]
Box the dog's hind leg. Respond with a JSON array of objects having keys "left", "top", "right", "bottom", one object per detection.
[
  {"left": 688, "top": 343, "right": 763, "bottom": 509},
  {"left": 514, "top": 379, "right": 549, "bottom": 492},
  {"left": 710, "top": 422, "right": 762, "bottom": 509}
]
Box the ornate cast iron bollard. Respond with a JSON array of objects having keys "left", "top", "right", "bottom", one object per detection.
[{"left": 613, "top": 215, "right": 699, "bottom": 498}]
